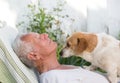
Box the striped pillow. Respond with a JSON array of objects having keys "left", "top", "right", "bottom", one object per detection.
[
  {"left": 0, "top": 27, "right": 38, "bottom": 83},
  {"left": 0, "top": 58, "right": 16, "bottom": 83}
]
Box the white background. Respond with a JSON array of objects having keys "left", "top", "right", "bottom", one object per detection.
[{"left": 0, "top": 0, "right": 120, "bottom": 38}]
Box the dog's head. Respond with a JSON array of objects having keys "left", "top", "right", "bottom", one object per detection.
[
  {"left": 60, "top": 32, "right": 97, "bottom": 58},
  {"left": 60, "top": 32, "right": 88, "bottom": 57}
]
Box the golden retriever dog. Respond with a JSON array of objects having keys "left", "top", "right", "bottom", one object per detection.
[{"left": 60, "top": 32, "right": 120, "bottom": 83}]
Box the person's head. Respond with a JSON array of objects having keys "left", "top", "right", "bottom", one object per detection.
[{"left": 12, "top": 32, "right": 57, "bottom": 68}]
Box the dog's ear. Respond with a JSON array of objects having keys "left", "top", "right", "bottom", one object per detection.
[{"left": 77, "top": 38, "right": 88, "bottom": 52}]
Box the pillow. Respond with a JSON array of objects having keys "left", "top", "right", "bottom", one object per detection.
[
  {"left": 0, "top": 26, "right": 38, "bottom": 83},
  {"left": 0, "top": 58, "right": 16, "bottom": 83}
]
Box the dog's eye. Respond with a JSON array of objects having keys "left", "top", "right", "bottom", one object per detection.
[{"left": 66, "top": 43, "right": 70, "bottom": 47}]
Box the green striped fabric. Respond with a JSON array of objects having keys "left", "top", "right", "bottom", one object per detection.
[
  {"left": 0, "top": 27, "right": 38, "bottom": 83},
  {"left": 0, "top": 40, "right": 31, "bottom": 83},
  {"left": 0, "top": 59, "right": 16, "bottom": 83}
]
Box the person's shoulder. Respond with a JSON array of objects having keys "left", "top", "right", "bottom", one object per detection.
[
  {"left": 40, "top": 67, "right": 81, "bottom": 78},
  {"left": 40, "top": 70, "right": 60, "bottom": 78}
]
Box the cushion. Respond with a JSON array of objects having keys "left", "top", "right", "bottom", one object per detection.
[
  {"left": 0, "top": 26, "right": 38, "bottom": 83},
  {"left": 0, "top": 58, "right": 16, "bottom": 83}
]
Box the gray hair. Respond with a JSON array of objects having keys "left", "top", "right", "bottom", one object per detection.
[{"left": 12, "top": 33, "right": 34, "bottom": 68}]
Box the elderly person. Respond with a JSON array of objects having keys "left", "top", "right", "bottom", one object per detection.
[{"left": 12, "top": 32, "right": 109, "bottom": 83}]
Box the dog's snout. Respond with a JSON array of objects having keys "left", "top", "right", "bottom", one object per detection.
[{"left": 59, "top": 50, "right": 63, "bottom": 56}]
